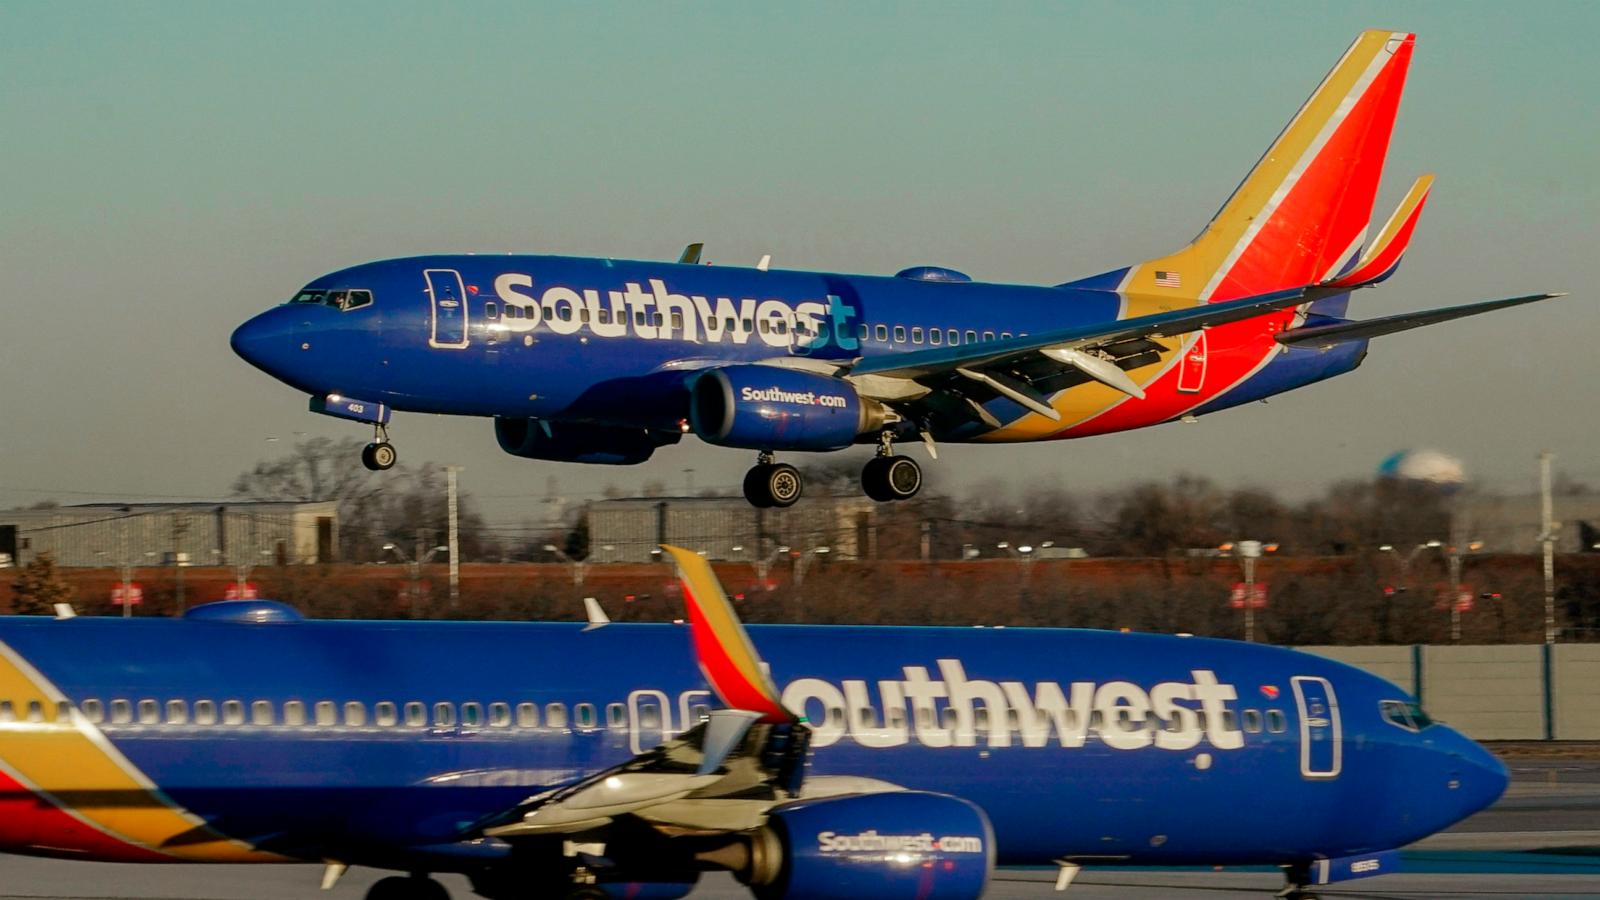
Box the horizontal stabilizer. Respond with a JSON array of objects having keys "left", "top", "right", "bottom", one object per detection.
[
  {"left": 1321, "top": 174, "right": 1434, "bottom": 290},
  {"left": 1277, "top": 293, "right": 1566, "bottom": 349}
]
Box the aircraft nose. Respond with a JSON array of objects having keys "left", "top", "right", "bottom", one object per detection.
[
  {"left": 1451, "top": 731, "right": 1510, "bottom": 814},
  {"left": 230, "top": 308, "right": 299, "bottom": 379}
]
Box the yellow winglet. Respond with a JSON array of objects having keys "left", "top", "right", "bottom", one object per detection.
[{"left": 661, "top": 545, "right": 792, "bottom": 723}]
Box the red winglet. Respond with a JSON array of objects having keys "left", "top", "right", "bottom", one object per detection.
[
  {"left": 1322, "top": 174, "right": 1433, "bottom": 290},
  {"left": 662, "top": 545, "right": 793, "bottom": 723}
]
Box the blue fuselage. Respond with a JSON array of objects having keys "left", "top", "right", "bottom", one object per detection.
[{"left": 0, "top": 613, "right": 1501, "bottom": 872}]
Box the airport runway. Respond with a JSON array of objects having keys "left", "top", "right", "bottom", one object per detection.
[{"left": 2, "top": 755, "right": 1596, "bottom": 900}]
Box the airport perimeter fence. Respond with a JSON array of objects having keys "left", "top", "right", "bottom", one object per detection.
[{"left": 1300, "top": 644, "right": 1600, "bottom": 741}]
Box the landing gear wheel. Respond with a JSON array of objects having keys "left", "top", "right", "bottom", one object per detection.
[
  {"left": 743, "top": 465, "right": 775, "bottom": 508},
  {"left": 743, "top": 462, "right": 804, "bottom": 508},
  {"left": 365, "top": 875, "right": 449, "bottom": 900},
  {"left": 362, "top": 442, "right": 397, "bottom": 471},
  {"left": 862, "top": 455, "right": 922, "bottom": 502}
]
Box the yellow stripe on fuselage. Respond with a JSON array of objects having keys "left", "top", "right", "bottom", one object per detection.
[{"left": 0, "top": 640, "right": 283, "bottom": 862}]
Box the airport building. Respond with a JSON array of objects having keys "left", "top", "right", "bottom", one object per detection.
[
  {"left": 0, "top": 502, "right": 340, "bottom": 568},
  {"left": 584, "top": 495, "right": 875, "bottom": 563}
]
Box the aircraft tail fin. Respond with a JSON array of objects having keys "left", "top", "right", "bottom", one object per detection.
[{"left": 1084, "top": 30, "right": 1416, "bottom": 305}]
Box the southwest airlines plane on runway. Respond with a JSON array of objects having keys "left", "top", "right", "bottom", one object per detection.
[
  {"left": 0, "top": 547, "right": 1505, "bottom": 900},
  {"left": 233, "top": 30, "right": 1559, "bottom": 507}
]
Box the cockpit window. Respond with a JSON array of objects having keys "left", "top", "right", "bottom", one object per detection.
[
  {"left": 289, "top": 289, "right": 373, "bottom": 311},
  {"left": 1380, "top": 699, "right": 1434, "bottom": 732}
]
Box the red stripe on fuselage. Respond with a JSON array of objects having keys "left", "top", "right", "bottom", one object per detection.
[{"left": 0, "top": 767, "right": 168, "bottom": 862}]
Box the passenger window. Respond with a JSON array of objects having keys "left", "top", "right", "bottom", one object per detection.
[
  {"left": 965, "top": 330, "right": 977, "bottom": 344},
  {"left": 56, "top": 700, "right": 71, "bottom": 722},
  {"left": 1219, "top": 709, "right": 1237, "bottom": 732},
  {"left": 652, "top": 313, "right": 663, "bottom": 326},
  {"left": 433, "top": 703, "right": 456, "bottom": 728},
  {"left": 690, "top": 703, "right": 711, "bottom": 723},
  {"left": 484, "top": 301, "right": 498, "bottom": 319},
  {"left": 858, "top": 324, "right": 868, "bottom": 340},
  {"left": 558, "top": 305, "right": 572, "bottom": 322},
  {"left": 775, "top": 320, "right": 787, "bottom": 335},
  {"left": 135, "top": 699, "right": 158, "bottom": 725},
  {"left": 376, "top": 702, "right": 398, "bottom": 727},
  {"left": 915, "top": 707, "right": 933, "bottom": 729},
  {"left": 194, "top": 700, "right": 217, "bottom": 725},
  {"left": 940, "top": 707, "right": 958, "bottom": 730},
  {"left": 1243, "top": 709, "right": 1262, "bottom": 733},
  {"left": 670, "top": 312, "right": 683, "bottom": 330},
  {"left": 598, "top": 309, "right": 611, "bottom": 324},
  {"left": 81, "top": 699, "right": 103, "bottom": 723},
  {"left": 344, "top": 290, "right": 373, "bottom": 311},
  {"left": 222, "top": 701, "right": 245, "bottom": 726},
  {"left": 0, "top": 700, "right": 13, "bottom": 722},
  {"left": 404, "top": 702, "right": 427, "bottom": 727},
  {"left": 283, "top": 701, "right": 306, "bottom": 726},
  {"left": 461, "top": 702, "right": 482, "bottom": 728},
  {"left": 344, "top": 702, "right": 367, "bottom": 727},
  {"left": 580, "top": 308, "right": 591, "bottom": 324},
  {"left": 489, "top": 702, "right": 511, "bottom": 727},
  {"left": 638, "top": 703, "right": 662, "bottom": 730},
  {"left": 742, "top": 318, "right": 754, "bottom": 332},
  {"left": 982, "top": 330, "right": 995, "bottom": 342},
  {"left": 315, "top": 701, "right": 337, "bottom": 727},
  {"left": 523, "top": 305, "right": 535, "bottom": 319},
  {"left": 948, "top": 329, "right": 960, "bottom": 345},
  {"left": 575, "top": 703, "right": 597, "bottom": 729},
  {"left": 930, "top": 328, "right": 943, "bottom": 346},
  {"left": 759, "top": 320, "right": 770, "bottom": 334},
  {"left": 893, "top": 325, "right": 907, "bottom": 343},
  {"left": 1267, "top": 709, "right": 1287, "bottom": 733},
  {"left": 875, "top": 324, "right": 889, "bottom": 342},
  {"left": 546, "top": 703, "right": 568, "bottom": 729},
  {"left": 515, "top": 702, "right": 539, "bottom": 728},
  {"left": 973, "top": 707, "right": 989, "bottom": 731},
  {"left": 911, "top": 327, "right": 924, "bottom": 344},
  {"left": 251, "top": 701, "right": 274, "bottom": 726},
  {"left": 885, "top": 707, "right": 905, "bottom": 729},
  {"left": 606, "top": 703, "right": 626, "bottom": 729},
  {"left": 111, "top": 699, "right": 133, "bottom": 725},
  {"left": 30, "top": 700, "right": 49, "bottom": 724},
  {"left": 166, "top": 700, "right": 188, "bottom": 725}
]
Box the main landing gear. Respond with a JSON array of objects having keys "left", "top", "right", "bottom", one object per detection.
[
  {"left": 361, "top": 424, "right": 398, "bottom": 471},
  {"left": 743, "top": 452, "right": 804, "bottom": 508},
  {"left": 861, "top": 433, "right": 922, "bottom": 503}
]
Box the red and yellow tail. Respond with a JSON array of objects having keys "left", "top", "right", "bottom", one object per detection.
[{"left": 1126, "top": 29, "right": 1417, "bottom": 305}]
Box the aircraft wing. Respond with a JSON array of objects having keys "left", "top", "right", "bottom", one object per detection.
[
  {"left": 1276, "top": 293, "right": 1566, "bottom": 350},
  {"left": 840, "top": 287, "right": 1305, "bottom": 419},
  {"left": 477, "top": 546, "right": 816, "bottom": 838}
]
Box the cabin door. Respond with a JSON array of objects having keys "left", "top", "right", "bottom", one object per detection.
[
  {"left": 1177, "top": 331, "right": 1208, "bottom": 393},
  {"left": 425, "top": 268, "right": 470, "bottom": 349},
  {"left": 1292, "top": 675, "right": 1342, "bottom": 778}
]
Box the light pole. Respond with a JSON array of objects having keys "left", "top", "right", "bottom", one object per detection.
[
  {"left": 1221, "top": 540, "right": 1276, "bottom": 642},
  {"left": 1445, "top": 540, "right": 1483, "bottom": 644},
  {"left": 543, "top": 544, "right": 588, "bottom": 587},
  {"left": 384, "top": 542, "right": 448, "bottom": 617},
  {"left": 998, "top": 540, "right": 1054, "bottom": 577}
]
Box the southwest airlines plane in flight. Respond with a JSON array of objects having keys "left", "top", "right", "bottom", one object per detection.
[
  {"left": 0, "top": 547, "right": 1504, "bottom": 900},
  {"left": 232, "top": 30, "right": 1560, "bottom": 508}
]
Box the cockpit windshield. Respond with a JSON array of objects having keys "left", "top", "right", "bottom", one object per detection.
[
  {"left": 289, "top": 289, "right": 373, "bottom": 311},
  {"left": 1380, "top": 699, "right": 1435, "bottom": 732}
]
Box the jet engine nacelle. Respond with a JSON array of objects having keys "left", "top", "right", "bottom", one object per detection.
[
  {"left": 689, "top": 366, "right": 887, "bottom": 451},
  {"left": 744, "top": 791, "right": 994, "bottom": 900},
  {"left": 494, "top": 418, "right": 674, "bottom": 466}
]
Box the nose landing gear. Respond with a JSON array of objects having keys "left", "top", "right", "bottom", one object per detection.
[
  {"left": 361, "top": 424, "right": 398, "bottom": 471},
  {"left": 743, "top": 452, "right": 804, "bottom": 508},
  {"left": 861, "top": 432, "right": 922, "bottom": 502}
]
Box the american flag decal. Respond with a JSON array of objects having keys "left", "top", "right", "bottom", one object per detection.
[{"left": 1154, "top": 270, "right": 1182, "bottom": 288}]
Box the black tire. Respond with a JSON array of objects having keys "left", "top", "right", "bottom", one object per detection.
[
  {"left": 765, "top": 463, "right": 804, "bottom": 508},
  {"left": 861, "top": 456, "right": 894, "bottom": 502},
  {"left": 364, "top": 876, "right": 415, "bottom": 900},
  {"left": 884, "top": 455, "right": 922, "bottom": 500},
  {"left": 743, "top": 465, "right": 775, "bottom": 508},
  {"left": 371, "top": 442, "right": 398, "bottom": 470},
  {"left": 361, "top": 443, "right": 381, "bottom": 471}
]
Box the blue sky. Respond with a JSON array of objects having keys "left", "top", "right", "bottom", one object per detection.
[{"left": 2, "top": 2, "right": 1596, "bottom": 523}]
